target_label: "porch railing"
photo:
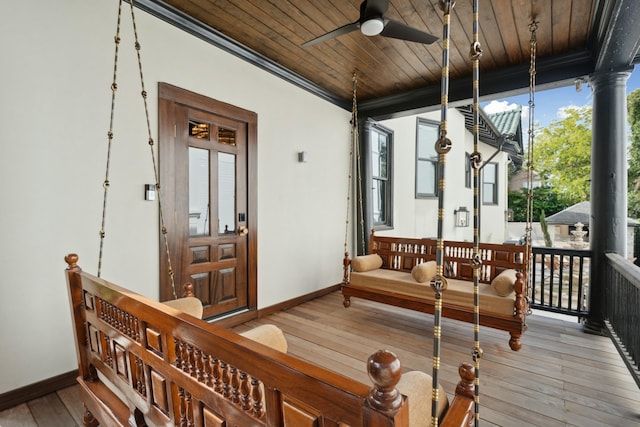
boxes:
[529,246,591,318]
[604,253,640,388]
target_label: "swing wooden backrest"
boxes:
[65,254,476,426]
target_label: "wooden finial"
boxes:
[366,349,403,412]
[182,282,195,298]
[65,253,79,270]
[455,362,475,399]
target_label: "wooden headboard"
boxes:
[368,232,528,283]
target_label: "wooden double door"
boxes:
[159,83,257,319]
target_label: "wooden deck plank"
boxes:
[0,403,37,427]
[5,290,640,426]
[27,393,78,427]
[56,385,85,426]
[243,291,640,426]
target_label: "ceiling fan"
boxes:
[302,0,438,47]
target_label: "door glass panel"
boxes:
[218,127,236,146]
[189,147,210,237]
[218,152,236,234]
[189,119,210,140]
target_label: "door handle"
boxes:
[237,226,248,236]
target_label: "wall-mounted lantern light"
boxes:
[506,208,514,222]
[454,206,469,227]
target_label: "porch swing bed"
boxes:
[342,231,530,351]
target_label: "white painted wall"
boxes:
[0,1,350,393]
[376,111,510,243]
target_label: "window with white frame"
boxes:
[416,118,439,198]
[483,162,498,205]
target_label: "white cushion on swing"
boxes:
[411,261,437,283]
[351,254,383,272]
[491,269,518,297]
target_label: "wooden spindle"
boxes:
[251,377,264,418]
[213,359,223,393]
[240,372,252,411]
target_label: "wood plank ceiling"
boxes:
[141,0,639,116]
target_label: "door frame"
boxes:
[158,82,257,318]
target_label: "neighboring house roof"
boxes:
[489,107,522,140]
[488,107,524,163]
[546,201,639,226]
[456,105,524,166]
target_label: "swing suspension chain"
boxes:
[344,74,355,254]
[470,0,483,424]
[98,0,124,278]
[469,0,482,427]
[128,0,177,299]
[430,2,454,426]
[98,0,178,299]
[344,73,366,256]
[355,113,365,255]
[525,19,538,314]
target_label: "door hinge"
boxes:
[174,124,177,138]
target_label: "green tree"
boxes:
[535,105,592,205]
[508,185,568,222]
[627,89,640,218]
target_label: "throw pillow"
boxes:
[351,254,383,272]
[411,261,437,283]
[491,269,518,296]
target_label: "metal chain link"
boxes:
[344,73,365,257]
[470,1,483,424]
[98,0,178,299]
[430,2,455,425]
[525,20,538,316]
[98,0,124,278]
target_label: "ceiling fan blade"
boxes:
[302,22,360,47]
[381,19,439,44]
[361,0,389,20]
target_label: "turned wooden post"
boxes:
[66,254,99,427]
[510,271,527,351]
[440,363,475,427]
[343,252,351,285]
[455,363,475,399]
[65,253,91,380]
[342,252,352,308]
[366,349,403,412]
[182,282,195,297]
[364,349,409,426]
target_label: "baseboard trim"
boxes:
[258,283,342,318]
[212,284,342,328]
[0,369,78,411]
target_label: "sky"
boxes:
[482,66,640,136]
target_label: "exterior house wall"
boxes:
[0,1,350,394]
[375,111,511,243]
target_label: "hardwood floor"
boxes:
[2,291,639,426]
[0,383,84,427]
